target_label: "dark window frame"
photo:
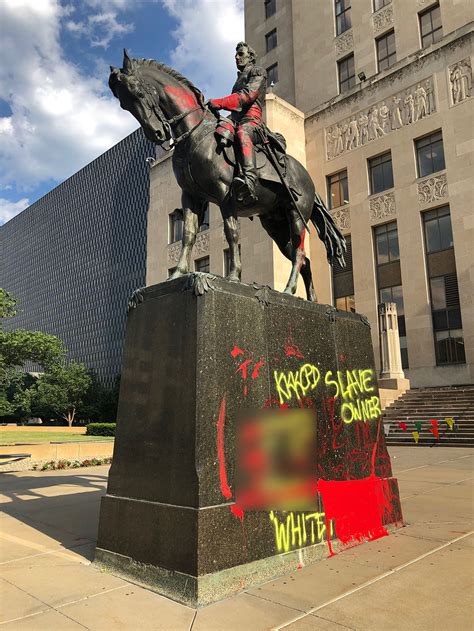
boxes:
[198,205,210,232]
[422,205,453,254]
[335,0,352,36]
[267,62,279,85]
[376,30,396,72]
[373,0,391,11]
[419,3,442,48]
[368,151,394,195]
[338,54,355,93]
[265,28,278,53]
[415,130,446,178]
[327,169,349,209]
[264,0,276,19]
[195,256,210,273]
[374,221,400,266]
[168,210,183,244]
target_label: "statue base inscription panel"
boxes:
[95,275,402,607]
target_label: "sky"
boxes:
[0,0,244,225]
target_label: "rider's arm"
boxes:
[209,67,266,113]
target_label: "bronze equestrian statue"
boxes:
[109,45,345,301]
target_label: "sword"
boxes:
[256,127,311,234]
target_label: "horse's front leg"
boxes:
[284,209,306,295]
[222,203,241,282]
[170,194,199,278]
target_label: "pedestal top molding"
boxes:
[325,76,436,160]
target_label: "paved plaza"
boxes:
[0,447,473,630]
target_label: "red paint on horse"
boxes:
[164,85,197,111]
[216,395,232,500]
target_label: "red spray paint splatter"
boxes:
[231,345,245,358]
[251,361,265,379]
[237,359,253,379]
[216,395,232,500]
[398,422,408,431]
[231,504,245,523]
[284,336,304,358]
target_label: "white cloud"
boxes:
[0,197,30,224]
[0,0,137,198]
[162,0,244,99]
[65,11,134,49]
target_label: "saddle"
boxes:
[215,118,288,185]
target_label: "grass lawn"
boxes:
[0,430,114,445]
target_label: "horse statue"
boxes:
[109,50,345,301]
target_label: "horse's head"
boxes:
[109,50,171,145]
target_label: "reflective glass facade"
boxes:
[0,129,154,387]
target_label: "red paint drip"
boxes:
[251,361,265,379]
[231,504,245,524]
[216,395,232,499]
[231,345,245,358]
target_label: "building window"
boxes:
[333,235,355,312]
[422,207,464,365]
[265,29,277,52]
[423,206,453,253]
[327,170,349,209]
[374,0,391,11]
[199,205,210,232]
[267,63,278,85]
[195,257,210,273]
[338,54,355,93]
[415,130,446,178]
[336,295,356,312]
[419,4,442,48]
[368,151,394,194]
[169,210,183,244]
[374,222,399,265]
[224,246,241,277]
[376,30,396,72]
[265,0,276,19]
[335,0,351,36]
[380,285,409,369]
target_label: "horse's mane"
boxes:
[134,58,205,105]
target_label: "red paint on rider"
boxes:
[216,395,232,500]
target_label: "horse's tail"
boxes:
[310,191,347,268]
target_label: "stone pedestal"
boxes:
[95,275,402,607]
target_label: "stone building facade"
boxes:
[148,0,473,387]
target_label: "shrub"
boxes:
[86,422,116,436]
[34,456,112,471]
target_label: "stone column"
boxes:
[378,302,410,408]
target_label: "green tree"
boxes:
[0,288,66,418]
[32,363,92,426]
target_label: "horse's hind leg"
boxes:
[221,198,242,281]
[170,192,199,278]
[259,214,317,302]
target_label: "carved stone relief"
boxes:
[448,58,472,106]
[417,173,448,205]
[369,192,395,220]
[195,231,210,255]
[335,30,354,56]
[167,242,181,264]
[325,77,436,160]
[372,4,393,34]
[330,207,351,232]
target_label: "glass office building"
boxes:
[0,129,154,387]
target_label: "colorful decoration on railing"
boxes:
[394,418,455,443]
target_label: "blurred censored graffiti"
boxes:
[215,337,402,558]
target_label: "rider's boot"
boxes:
[233,156,258,204]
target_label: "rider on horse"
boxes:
[207,42,266,204]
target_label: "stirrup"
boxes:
[233,176,257,204]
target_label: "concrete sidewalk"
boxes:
[0,447,472,630]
